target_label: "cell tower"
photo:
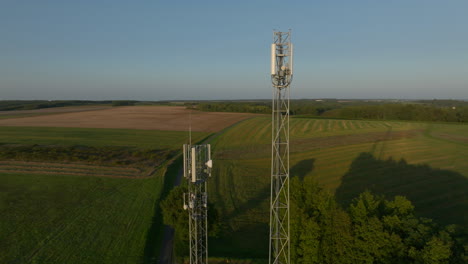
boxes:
[269,30,293,264]
[183,143,213,264]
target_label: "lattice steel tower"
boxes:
[269,30,293,264]
[183,144,212,264]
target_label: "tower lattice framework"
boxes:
[269,30,293,264]
[183,144,212,264]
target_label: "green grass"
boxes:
[0,126,208,263]
[0,126,209,149]
[1,119,467,261]
[208,117,468,258]
[0,171,164,264]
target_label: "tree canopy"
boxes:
[290,177,467,264]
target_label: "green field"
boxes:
[0,126,208,149]
[0,126,209,264]
[208,117,468,259]
[1,171,164,263]
[1,118,467,262]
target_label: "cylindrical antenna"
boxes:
[191,147,196,183]
[271,44,276,75]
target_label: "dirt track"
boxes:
[0,106,258,132]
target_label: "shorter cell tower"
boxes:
[183,143,212,264]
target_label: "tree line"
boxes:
[195,100,468,123]
[0,100,113,111]
[323,104,468,122]
[290,177,466,264]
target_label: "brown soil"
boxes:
[0,106,258,132]
[433,133,468,143]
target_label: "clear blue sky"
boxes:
[1,0,467,100]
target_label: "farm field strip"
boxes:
[0,106,257,132]
[0,160,141,171]
[217,129,425,161]
[298,140,467,178]
[0,169,142,178]
[0,161,149,178]
[1,169,166,264]
[217,117,428,150]
[0,126,209,149]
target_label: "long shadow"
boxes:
[212,184,270,259]
[335,152,468,227]
[224,158,315,221]
[290,158,315,181]
[210,159,316,259]
[210,222,269,259]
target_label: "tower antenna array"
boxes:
[269,30,293,264]
[183,143,213,264]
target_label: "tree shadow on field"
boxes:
[335,152,468,227]
[225,158,315,221]
[210,222,269,259]
[290,159,315,181]
[212,159,315,259]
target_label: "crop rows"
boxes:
[0,126,209,149]
[214,117,426,151]
[0,161,146,178]
[0,170,165,264]
[208,117,468,257]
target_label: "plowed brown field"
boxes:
[0,106,258,132]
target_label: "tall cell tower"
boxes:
[269,30,293,264]
[183,144,212,264]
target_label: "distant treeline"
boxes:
[196,100,344,115]
[323,104,468,122]
[196,100,468,122]
[0,100,113,111]
[197,101,271,114]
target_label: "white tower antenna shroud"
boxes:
[269,30,293,264]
